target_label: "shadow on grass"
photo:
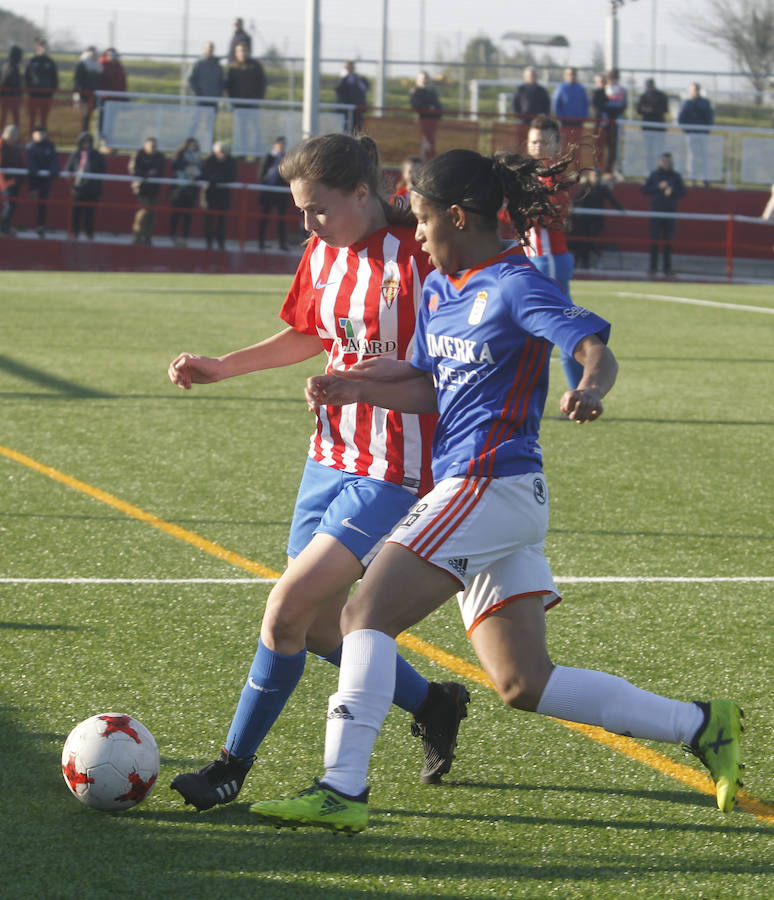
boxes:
[0,620,85,631]
[0,354,113,398]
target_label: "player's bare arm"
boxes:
[560,335,618,422]
[306,368,437,414]
[169,328,324,389]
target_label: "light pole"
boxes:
[605,0,635,72]
[302,0,321,138]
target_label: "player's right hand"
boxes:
[305,374,361,411]
[168,353,222,389]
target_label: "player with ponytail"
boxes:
[167,134,469,811]
[250,146,743,832]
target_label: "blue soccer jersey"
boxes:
[411,246,611,482]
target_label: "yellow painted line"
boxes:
[3,443,772,825]
[0,445,281,581]
[397,632,773,825]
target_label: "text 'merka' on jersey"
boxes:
[412,246,610,483]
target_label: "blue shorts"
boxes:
[287,458,417,567]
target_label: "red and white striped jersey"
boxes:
[280,226,436,495]
[523,222,569,257]
[523,177,570,257]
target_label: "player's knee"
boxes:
[261,585,310,647]
[496,665,553,712]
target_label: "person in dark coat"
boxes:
[0,46,23,132]
[65,131,106,239]
[410,71,443,161]
[24,38,58,135]
[512,66,550,123]
[636,78,669,173]
[226,43,266,157]
[97,48,128,140]
[0,123,24,234]
[335,61,368,133]
[257,136,288,250]
[201,140,237,249]
[228,18,252,63]
[569,168,624,268]
[189,41,224,102]
[26,125,59,236]
[642,152,686,276]
[73,46,101,132]
[128,136,166,245]
[169,137,203,246]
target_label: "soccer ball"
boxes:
[61,713,160,811]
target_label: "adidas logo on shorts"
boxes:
[448,557,469,576]
[328,704,355,720]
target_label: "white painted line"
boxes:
[1,576,772,585]
[555,576,774,583]
[0,577,277,584]
[614,291,774,314]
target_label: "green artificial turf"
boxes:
[1,272,772,898]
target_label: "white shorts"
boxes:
[387,473,561,635]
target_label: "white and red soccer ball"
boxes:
[61,713,159,811]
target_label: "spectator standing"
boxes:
[569,168,623,268]
[226,43,266,157]
[169,137,203,247]
[590,73,607,120]
[678,83,714,186]
[98,48,128,141]
[0,46,23,132]
[73,46,101,132]
[409,70,443,161]
[0,124,24,235]
[24,38,58,136]
[552,67,589,124]
[99,48,127,94]
[512,66,550,123]
[602,68,627,177]
[189,42,224,100]
[642,151,686,277]
[228,18,253,63]
[336,61,369,134]
[201,140,237,250]
[65,131,105,239]
[258,136,289,251]
[635,78,668,172]
[26,125,59,237]
[336,60,368,134]
[128,136,165,245]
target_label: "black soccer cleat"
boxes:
[411,681,470,784]
[170,748,254,811]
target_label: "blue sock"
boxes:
[561,353,584,390]
[225,639,306,758]
[322,645,429,714]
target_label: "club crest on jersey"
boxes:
[428,293,439,312]
[468,291,487,325]
[381,260,401,308]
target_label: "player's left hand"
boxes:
[559,388,604,422]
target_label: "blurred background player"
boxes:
[522,114,582,390]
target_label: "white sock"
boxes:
[536,665,704,744]
[323,629,396,797]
